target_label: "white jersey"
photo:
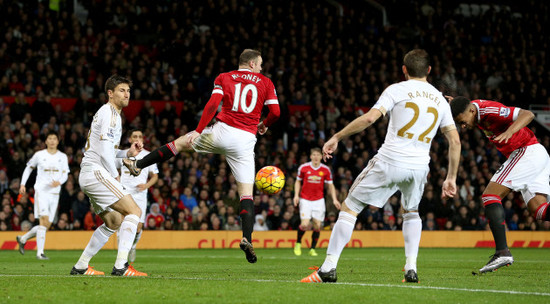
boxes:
[21,149,69,194]
[373,79,455,169]
[116,149,159,202]
[81,103,123,177]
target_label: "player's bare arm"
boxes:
[441,127,461,198]
[323,108,383,160]
[329,183,341,210]
[293,178,301,206]
[19,185,26,194]
[494,109,535,144]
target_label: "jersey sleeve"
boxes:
[150,163,159,174]
[21,152,38,185]
[59,153,70,184]
[324,167,333,183]
[296,165,304,181]
[477,100,516,123]
[439,101,456,130]
[98,107,118,144]
[264,80,278,106]
[372,85,396,116]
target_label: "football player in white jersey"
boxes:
[70,75,146,276]
[116,129,158,263]
[16,131,69,260]
[301,49,461,284]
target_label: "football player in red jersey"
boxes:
[124,49,280,263]
[293,148,340,257]
[451,96,550,273]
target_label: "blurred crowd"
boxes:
[1,0,550,233]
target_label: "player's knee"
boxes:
[132,206,142,219]
[340,201,358,216]
[105,217,122,230]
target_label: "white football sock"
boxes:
[131,230,142,250]
[320,210,356,272]
[75,224,115,269]
[115,214,139,269]
[36,225,47,256]
[402,212,422,272]
[21,225,39,243]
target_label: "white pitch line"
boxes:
[0,274,549,297]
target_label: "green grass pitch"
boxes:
[1,248,549,303]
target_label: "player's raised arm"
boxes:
[323,108,383,160]
[494,109,535,144]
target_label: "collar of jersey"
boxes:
[238,68,253,72]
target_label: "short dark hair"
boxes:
[239,49,261,66]
[104,75,132,94]
[403,49,430,78]
[45,130,59,140]
[450,96,471,119]
[310,147,322,154]
[128,129,142,137]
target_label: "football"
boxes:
[255,166,285,194]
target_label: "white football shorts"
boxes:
[192,121,257,184]
[491,143,550,203]
[79,165,129,215]
[345,156,429,213]
[299,198,326,222]
[34,189,60,223]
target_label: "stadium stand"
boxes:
[1,0,549,233]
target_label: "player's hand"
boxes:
[445,95,454,103]
[333,199,341,210]
[257,121,268,135]
[128,141,143,157]
[50,181,61,187]
[186,130,200,146]
[441,179,457,199]
[137,184,147,191]
[293,196,300,207]
[493,130,514,144]
[322,137,339,161]
[115,175,121,182]
[19,185,26,195]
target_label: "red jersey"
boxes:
[297,162,333,201]
[213,69,278,134]
[473,100,538,158]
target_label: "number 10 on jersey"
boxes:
[232,83,258,113]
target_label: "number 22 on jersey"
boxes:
[397,102,439,144]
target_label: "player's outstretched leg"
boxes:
[123,141,178,176]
